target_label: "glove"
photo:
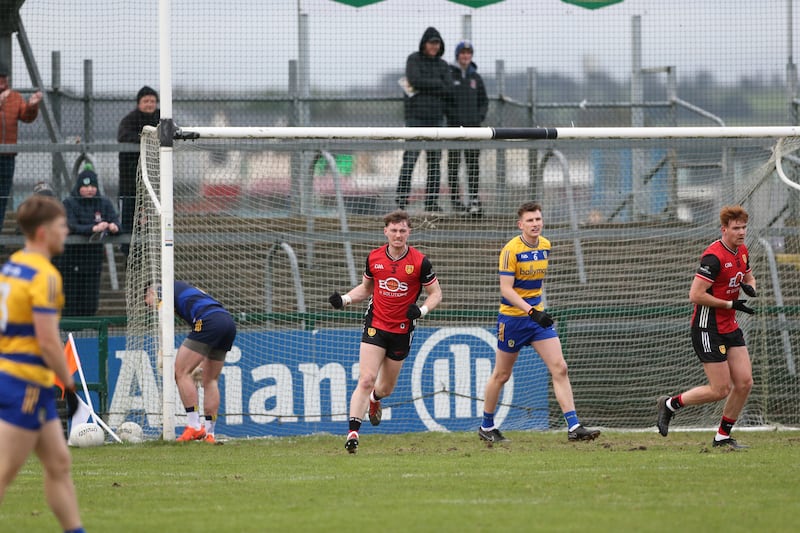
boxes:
[732,299,755,315]
[740,283,757,298]
[406,304,422,320]
[65,387,80,418]
[328,292,344,310]
[528,307,554,327]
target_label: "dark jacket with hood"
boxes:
[446,60,488,127]
[404,27,451,122]
[61,171,122,268]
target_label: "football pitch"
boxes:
[3,430,799,532]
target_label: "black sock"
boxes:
[349,417,362,432]
[718,416,736,437]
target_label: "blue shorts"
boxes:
[0,373,59,430]
[187,310,237,352]
[496,314,558,353]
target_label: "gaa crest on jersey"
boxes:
[508,339,515,348]
[719,345,727,355]
[367,327,377,337]
[405,265,414,275]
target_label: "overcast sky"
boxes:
[9,0,798,94]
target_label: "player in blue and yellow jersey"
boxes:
[479,202,600,444]
[0,195,85,533]
[146,281,236,444]
[657,205,756,449]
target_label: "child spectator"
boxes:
[56,169,120,316]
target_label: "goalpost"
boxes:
[115,124,800,440]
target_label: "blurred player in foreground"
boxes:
[328,210,442,453]
[657,205,756,449]
[0,195,85,533]
[479,202,600,444]
[146,281,236,444]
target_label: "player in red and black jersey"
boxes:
[657,205,757,449]
[329,210,442,453]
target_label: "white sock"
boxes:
[714,432,729,441]
[369,390,378,403]
[186,410,201,429]
[205,418,216,435]
[568,423,581,432]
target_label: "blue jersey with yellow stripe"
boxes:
[0,250,64,387]
[498,235,551,317]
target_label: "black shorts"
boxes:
[186,310,237,361]
[361,326,413,361]
[691,327,746,363]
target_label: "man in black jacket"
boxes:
[446,41,488,216]
[396,27,450,213]
[117,86,159,245]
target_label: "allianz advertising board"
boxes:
[76,327,549,436]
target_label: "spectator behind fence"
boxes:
[56,169,120,317]
[396,27,451,213]
[0,63,42,232]
[32,181,56,197]
[117,85,159,246]
[446,41,488,217]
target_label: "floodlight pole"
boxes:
[158,0,177,441]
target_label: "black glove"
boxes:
[328,292,344,310]
[406,304,422,320]
[740,283,757,298]
[65,387,80,418]
[732,299,755,315]
[528,308,554,327]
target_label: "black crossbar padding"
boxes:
[491,127,558,140]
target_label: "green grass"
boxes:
[3,430,800,532]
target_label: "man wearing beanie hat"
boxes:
[446,41,488,217]
[0,63,43,231]
[55,169,121,316]
[117,85,160,250]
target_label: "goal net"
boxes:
[116,126,800,440]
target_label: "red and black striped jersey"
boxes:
[691,239,751,334]
[363,245,436,333]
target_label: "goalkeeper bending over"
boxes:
[146,281,236,444]
[329,210,442,454]
[479,202,600,444]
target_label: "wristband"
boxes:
[342,294,352,306]
[419,305,429,317]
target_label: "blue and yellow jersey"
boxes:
[498,235,551,317]
[0,250,64,387]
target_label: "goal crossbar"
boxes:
[175,125,800,141]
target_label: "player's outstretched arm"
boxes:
[328,277,374,309]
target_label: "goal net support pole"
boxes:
[158,0,177,441]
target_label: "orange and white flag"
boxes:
[54,339,79,397]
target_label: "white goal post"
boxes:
[117,124,800,440]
